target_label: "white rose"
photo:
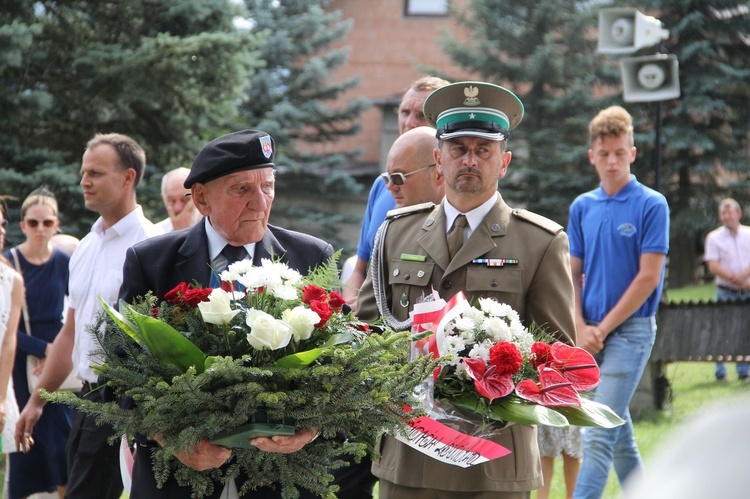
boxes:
[282,306,321,341]
[198,289,240,325]
[245,308,293,350]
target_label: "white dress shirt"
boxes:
[68,206,159,382]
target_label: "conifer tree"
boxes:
[236,0,369,248]
[0,0,263,236]
[443,0,750,285]
[238,0,368,186]
[441,0,619,225]
[634,0,750,285]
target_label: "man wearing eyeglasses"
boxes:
[343,76,450,313]
[381,126,444,209]
[356,82,576,499]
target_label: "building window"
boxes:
[405,0,448,17]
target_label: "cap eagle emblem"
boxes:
[463,85,480,106]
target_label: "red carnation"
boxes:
[309,300,332,328]
[489,341,523,376]
[302,285,326,304]
[327,291,346,312]
[531,342,552,369]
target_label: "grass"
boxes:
[537,362,750,499]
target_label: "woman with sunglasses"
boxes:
[3,187,72,499]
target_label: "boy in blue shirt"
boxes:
[567,106,669,499]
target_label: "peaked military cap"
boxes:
[423,81,524,141]
[184,130,275,188]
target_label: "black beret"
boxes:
[184,130,275,188]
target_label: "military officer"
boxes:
[356,81,576,499]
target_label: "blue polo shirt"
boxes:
[357,178,396,262]
[567,175,669,322]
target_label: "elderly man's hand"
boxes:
[171,440,232,471]
[249,427,319,454]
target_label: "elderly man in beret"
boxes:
[119,130,332,498]
[357,82,576,498]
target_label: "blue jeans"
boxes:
[715,286,750,379]
[573,317,656,499]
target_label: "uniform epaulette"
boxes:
[512,209,563,234]
[385,202,437,220]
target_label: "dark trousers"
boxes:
[131,441,320,499]
[65,386,123,499]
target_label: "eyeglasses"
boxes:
[381,164,436,186]
[24,219,56,228]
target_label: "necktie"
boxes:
[447,215,468,259]
[221,244,248,268]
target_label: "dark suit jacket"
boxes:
[119,219,333,303]
[357,196,576,493]
[118,218,333,499]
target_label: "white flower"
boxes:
[270,284,298,301]
[468,339,493,361]
[452,316,476,332]
[443,336,467,366]
[478,298,518,321]
[482,316,512,342]
[260,259,303,286]
[282,306,320,341]
[197,289,240,325]
[463,307,485,324]
[513,330,535,358]
[220,260,255,282]
[245,308,293,350]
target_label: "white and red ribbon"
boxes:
[395,409,511,467]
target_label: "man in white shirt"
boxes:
[15,133,160,499]
[155,167,201,233]
[704,198,750,381]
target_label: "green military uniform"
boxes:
[357,196,576,493]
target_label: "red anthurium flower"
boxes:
[309,300,332,328]
[328,291,346,312]
[463,357,515,402]
[489,341,523,376]
[548,342,600,391]
[302,284,327,304]
[530,342,552,369]
[516,367,581,407]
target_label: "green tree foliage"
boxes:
[634,0,750,285]
[443,0,750,285]
[238,0,368,242]
[0,0,263,238]
[239,0,368,176]
[441,0,621,225]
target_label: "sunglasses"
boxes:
[24,218,56,228]
[380,163,436,186]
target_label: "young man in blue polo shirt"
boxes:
[567,106,670,499]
